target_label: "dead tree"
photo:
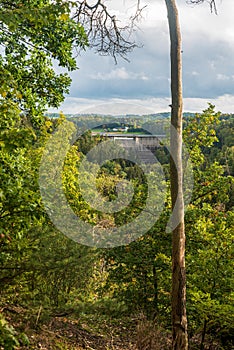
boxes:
[165,1,188,348]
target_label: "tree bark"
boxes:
[164,1,188,349]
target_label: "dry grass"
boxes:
[135,315,172,350]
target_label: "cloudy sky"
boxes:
[50,0,234,115]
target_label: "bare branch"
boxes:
[73,1,146,62]
[187,0,217,14]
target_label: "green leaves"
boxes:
[0,0,88,120]
[183,104,221,166]
[0,314,20,350]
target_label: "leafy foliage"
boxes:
[0,313,19,350]
[0,0,88,122]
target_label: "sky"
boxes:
[49,0,234,115]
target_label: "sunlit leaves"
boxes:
[0,0,88,120]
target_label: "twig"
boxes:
[35,305,42,327]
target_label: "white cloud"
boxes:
[90,67,149,81]
[217,74,230,81]
[49,97,169,116]
[181,95,234,113]
[48,94,234,116]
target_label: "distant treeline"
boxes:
[45,111,234,122]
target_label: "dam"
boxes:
[92,133,167,163]
[92,133,166,151]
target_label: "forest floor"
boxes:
[1,303,139,350]
[1,303,224,350]
[19,317,136,350]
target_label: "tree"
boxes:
[163,1,188,348]
[0,112,95,312]
[0,0,88,123]
[183,106,234,349]
[72,1,218,349]
[164,2,218,348]
[0,0,90,302]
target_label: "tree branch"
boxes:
[187,0,217,14]
[73,0,145,62]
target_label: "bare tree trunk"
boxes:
[164,1,188,349]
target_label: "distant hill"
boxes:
[45,112,234,121]
[45,112,196,119]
